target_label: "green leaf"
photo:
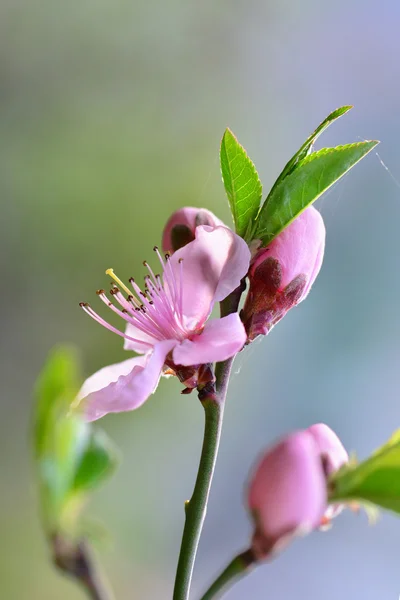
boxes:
[33,345,119,533]
[220,128,262,238]
[34,345,80,458]
[73,428,119,493]
[272,106,353,188]
[329,430,400,515]
[254,140,379,245]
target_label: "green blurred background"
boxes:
[2,0,400,598]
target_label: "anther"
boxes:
[96,289,105,295]
[178,258,183,264]
[165,252,170,260]
[79,302,89,307]
[153,246,158,252]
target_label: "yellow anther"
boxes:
[106,268,132,297]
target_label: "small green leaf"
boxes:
[33,346,119,533]
[73,428,120,493]
[329,430,400,515]
[220,128,262,238]
[254,140,378,245]
[272,106,353,188]
[34,345,80,458]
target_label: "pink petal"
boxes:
[77,339,177,421]
[162,207,225,253]
[306,423,349,523]
[123,323,158,353]
[307,423,349,475]
[172,313,246,366]
[169,225,250,327]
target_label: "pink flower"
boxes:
[242,207,325,340]
[162,207,225,253]
[77,225,250,421]
[247,424,348,559]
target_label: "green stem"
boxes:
[173,358,233,600]
[199,549,256,600]
[173,283,245,600]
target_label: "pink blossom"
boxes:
[242,206,325,340]
[247,424,348,559]
[77,225,250,421]
[162,207,225,253]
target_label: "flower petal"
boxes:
[169,225,250,327]
[77,339,177,421]
[123,323,158,354]
[172,313,246,366]
[306,423,349,475]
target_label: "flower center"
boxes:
[80,247,189,348]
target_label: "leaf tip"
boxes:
[222,127,236,142]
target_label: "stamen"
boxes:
[79,302,152,349]
[82,245,190,346]
[144,261,160,289]
[106,268,132,296]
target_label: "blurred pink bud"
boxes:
[241,206,325,341]
[248,431,327,559]
[162,207,225,253]
[247,424,348,559]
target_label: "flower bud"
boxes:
[248,431,327,559]
[241,206,325,341]
[162,207,225,253]
[247,424,348,560]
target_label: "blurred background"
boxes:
[1,0,400,598]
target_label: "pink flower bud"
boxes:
[247,431,327,559]
[162,207,225,253]
[242,207,325,340]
